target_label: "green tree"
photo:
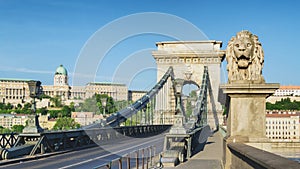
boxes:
[0,126,12,134]
[11,125,25,133]
[53,117,80,130]
[5,103,13,110]
[79,96,99,113]
[189,90,197,98]
[37,107,48,115]
[61,105,72,117]
[48,110,60,119]
[69,102,75,112]
[17,103,22,109]
[50,96,63,107]
[186,99,193,118]
[95,94,117,114]
[266,97,300,110]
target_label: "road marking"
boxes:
[58,136,162,169]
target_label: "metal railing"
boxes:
[94,146,157,169]
[0,125,171,160]
[0,133,18,148]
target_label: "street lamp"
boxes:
[169,78,187,134]
[101,97,107,117]
[23,80,44,133]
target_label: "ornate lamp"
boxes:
[23,80,44,133]
[174,79,185,114]
[101,97,107,117]
[169,79,187,134]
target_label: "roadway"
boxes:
[0,133,165,169]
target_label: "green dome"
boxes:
[55,65,68,75]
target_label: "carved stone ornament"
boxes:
[226,30,265,84]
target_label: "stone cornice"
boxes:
[220,83,280,96]
[152,50,225,57]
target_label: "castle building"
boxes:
[0,65,128,107]
[0,78,33,105]
[43,65,70,101]
[128,90,147,102]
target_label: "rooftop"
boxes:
[87,82,126,86]
[278,86,300,90]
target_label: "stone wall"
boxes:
[227,142,300,169]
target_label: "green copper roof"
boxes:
[55,65,68,75]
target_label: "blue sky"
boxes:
[0,0,299,90]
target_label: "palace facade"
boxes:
[0,65,128,107]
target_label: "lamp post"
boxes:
[169,78,187,134]
[101,97,107,117]
[23,80,44,133]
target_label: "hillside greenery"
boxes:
[266,98,300,110]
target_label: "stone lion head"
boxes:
[226,30,264,83]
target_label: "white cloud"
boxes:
[0,66,53,74]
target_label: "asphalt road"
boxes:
[0,133,165,169]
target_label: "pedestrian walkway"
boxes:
[173,131,224,169]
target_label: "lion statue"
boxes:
[226,30,265,84]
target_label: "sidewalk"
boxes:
[173,131,224,169]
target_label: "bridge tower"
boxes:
[152,41,225,128]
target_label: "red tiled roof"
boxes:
[266,114,299,117]
[279,86,300,90]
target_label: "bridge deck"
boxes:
[171,131,224,169]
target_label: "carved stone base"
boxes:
[169,115,187,134]
[23,115,44,133]
[220,83,279,143]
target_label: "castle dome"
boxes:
[55,65,68,75]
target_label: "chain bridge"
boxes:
[0,36,299,169]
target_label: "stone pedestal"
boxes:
[221,83,279,169]
[169,115,187,134]
[220,83,279,142]
[23,115,44,133]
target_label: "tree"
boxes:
[11,125,25,133]
[50,96,63,107]
[69,102,75,112]
[61,105,72,117]
[0,126,12,134]
[79,96,99,113]
[53,117,80,130]
[189,90,197,98]
[266,97,300,110]
[37,107,48,115]
[95,94,116,114]
[186,99,193,118]
[17,103,22,109]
